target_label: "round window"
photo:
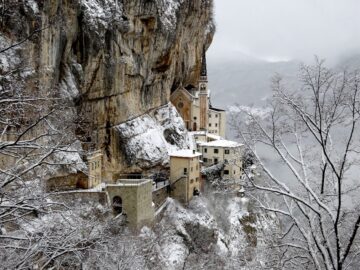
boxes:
[178,102,184,109]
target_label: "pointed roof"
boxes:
[170,86,195,101]
[200,47,207,77]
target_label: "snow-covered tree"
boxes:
[231,58,360,270]
[0,30,95,268]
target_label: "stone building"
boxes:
[169,149,202,204]
[105,179,155,228]
[88,150,104,188]
[170,50,226,137]
[198,139,244,180]
[208,107,226,137]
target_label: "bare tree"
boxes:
[0,16,95,267]
[231,58,360,270]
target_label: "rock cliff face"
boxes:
[1,0,214,174]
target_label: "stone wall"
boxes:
[152,184,169,210]
[171,176,188,204]
[49,191,108,207]
[45,172,88,192]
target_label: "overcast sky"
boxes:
[208,0,360,63]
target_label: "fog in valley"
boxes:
[208,0,360,109]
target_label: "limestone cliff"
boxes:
[0,0,214,176]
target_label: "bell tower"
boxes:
[199,48,209,130]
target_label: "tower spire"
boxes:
[200,47,207,77]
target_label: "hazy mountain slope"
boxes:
[208,54,360,109]
[207,55,300,108]
[335,54,360,70]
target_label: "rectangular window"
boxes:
[214,158,218,164]
[215,114,218,118]
[234,171,236,174]
[196,164,199,170]
[209,114,211,118]
[215,123,218,127]
[214,149,219,154]
[224,170,229,175]
[190,179,194,183]
[184,168,187,174]
[196,177,199,182]
[225,149,230,154]
[203,158,208,162]
[209,123,212,127]
[191,167,193,172]
[204,148,207,153]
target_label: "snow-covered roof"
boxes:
[189,131,207,136]
[170,149,202,158]
[199,139,243,148]
[206,133,223,141]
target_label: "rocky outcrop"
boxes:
[115,103,191,173]
[0,0,214,174]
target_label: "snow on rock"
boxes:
[115,103,191,169]
[225,197,249,257]
[59,66,80,99]
[0,36,21,73]
[40,141,87,180]
[156,197,217,269]
[25,0,39,14]
[80,0,122,32]
[149,193,280,269]
[158,0,182,31]
[154,196,248,269]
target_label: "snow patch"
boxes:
[25,0,39,13]
[158,0,182,31]
[0,36,21,72]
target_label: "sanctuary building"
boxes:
[170,50,226,137]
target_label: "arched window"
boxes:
[112,196,122,214]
